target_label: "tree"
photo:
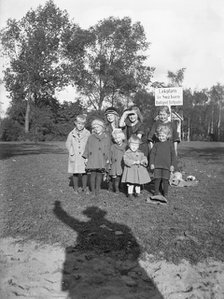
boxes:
[62,16,154,110]
[167,68,186,87]
[209,84,224,141]
[0,0,71,135]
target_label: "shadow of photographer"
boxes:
[53,201,163,299]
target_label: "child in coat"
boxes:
[65,114,90,194]
[109,129,126,194]
[121,135,151,200]
[83,118,111,196]
[147,105,180,156]
[149,125,176,201]
[119,105,148,157]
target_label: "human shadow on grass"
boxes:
[0,142,65,160]
[53,201,163,299]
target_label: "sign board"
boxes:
[155,87,183,106]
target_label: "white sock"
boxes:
[135,185,141,194]
[128,184,134,194]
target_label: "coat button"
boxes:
[99,147,101,150]
[115,159,117,162]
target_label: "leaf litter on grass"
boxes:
[0,141,224,298]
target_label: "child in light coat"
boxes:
[65,115,90,194]
[83,119,111,197]
[121,135,151,200]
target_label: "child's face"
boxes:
[158,132,168,142]
[114,136,123,145]
[93,124,104,135]
[129,142,139,152]
[106,113,115,123]
[128,112,138,123]
[158,111,169,123]
[75,120,85,131]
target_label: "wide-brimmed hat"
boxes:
[104,107,119,116]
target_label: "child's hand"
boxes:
[151,164,155,170]
[170,165,174,172]
[84,158,88,165]
[141,161,147,167]
[134,160,140,165]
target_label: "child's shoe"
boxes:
[127,194,134,201]
[84,187,90,195]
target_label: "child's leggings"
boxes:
[73,173,87,191]
[154,178,169,196]
[90,171,103,194]
[112,176,121,192]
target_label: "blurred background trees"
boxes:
[0,0,224,141]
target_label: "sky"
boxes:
[0,0,224,115]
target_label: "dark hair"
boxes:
[129,105,143,123]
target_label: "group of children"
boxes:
[65,105,180,201]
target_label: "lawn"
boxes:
[0,141,224,298]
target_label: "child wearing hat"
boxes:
[121,135,151,200]
[109,129,126,193]
[119,105,148,157]
[83,118,111,197]
[104,106,120,191]
[65,114,90,194]
[104,106,120,136]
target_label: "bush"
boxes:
[0,118,24,141]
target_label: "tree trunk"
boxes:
[25,99,30,134]
[217,101,222,141]
[187,117,191,141]
[210,105,214,134]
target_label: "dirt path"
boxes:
[1,237,224,299]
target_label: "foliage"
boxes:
[0,0,72,134]
[167,68,186,87]
[62,16,154,110]
[0,118,24,141]
[53,100,85,138]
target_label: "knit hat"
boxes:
[104,107,119,116]
[91,119,105,128]
[128,135,142,145]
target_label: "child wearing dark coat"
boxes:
[109,129,126,193]
[150,125,176,201]
[83,119,111,197]
[121,135,151,200]
[148,105,180,156]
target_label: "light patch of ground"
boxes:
[0,237,224,299]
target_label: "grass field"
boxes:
[0,141,224,298]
